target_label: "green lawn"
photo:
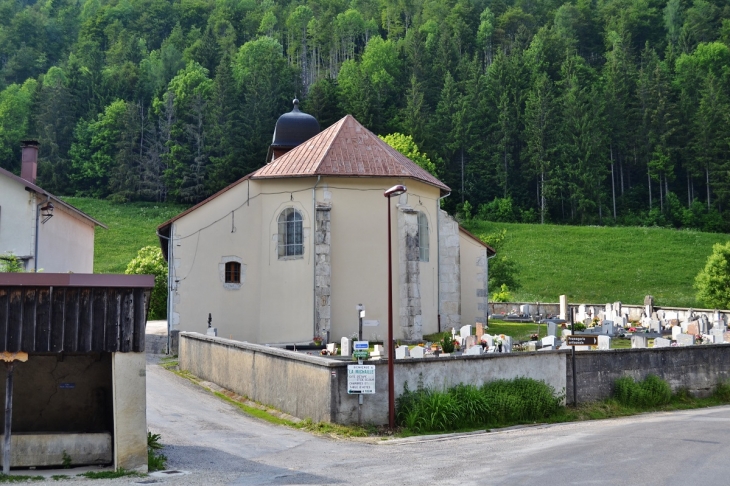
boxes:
[465,220,730,307]
[62,197,188,274]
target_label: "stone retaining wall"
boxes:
[566,344,730,404]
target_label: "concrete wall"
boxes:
[566,344,730,404]
[180,332,567,425]
[180,333,336,423]
[0,354,113,433]
[112,352,147,472]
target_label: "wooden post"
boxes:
[3,362,13,475]
[0,352,28,475]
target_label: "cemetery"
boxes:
[178,293,730,426]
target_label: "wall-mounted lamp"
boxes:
[40,202,54,224]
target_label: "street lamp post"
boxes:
[384,184,406,430]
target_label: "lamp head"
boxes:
[384,184,407,198]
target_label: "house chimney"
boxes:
[20,140,39,184]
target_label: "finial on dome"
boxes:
[292,99,300,111]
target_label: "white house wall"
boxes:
[0,176,35,264]
[37,204,95,273]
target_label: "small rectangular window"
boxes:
[225,261,241,283]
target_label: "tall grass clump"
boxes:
[396,378,562,433]
[613,374,671,408]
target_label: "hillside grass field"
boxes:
[63,197,187,274]
[61,197,728,308]
[464,220,730,308]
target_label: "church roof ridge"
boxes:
[252,115,450,194]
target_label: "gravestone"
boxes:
[602,321,615,336]
[653,337,671,348]
[562,328,572,339]
[547,322,558,337]
[465,335,478,350]
[712,321,727,332]
[668,319,679,327]
[465,346,483,356]
[503,336,512,353]
[372,345,385,357]
[482,335,494,347]
[460,325,472,340]
[340,337,351,356]
[649,320,661,333]
[520,304,530,315]
[541,335,558,347]
[206,327,218,337]
[598,335,610,350]
[577,304,586,322]
[676,334,695,346]
[631,335,648,349]
[711,328,725,344]
[410,346,424,359]
[476,323,484,342]
[613,302,622,318]
[686,322,700,336]
[672,326,682,340]
[395,345,410,359]
[526,341,537,352]
[327,343,338,355]
[700,315,710,334]
[665,311,678,321]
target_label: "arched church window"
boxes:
[278,208,303,258]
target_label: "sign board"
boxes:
[347,364,375,394]
[353,350,369,359]
[353,341,369,350]
[363,320,380,327]
[566,335,598,346]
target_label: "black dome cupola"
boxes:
[268,99,320,161]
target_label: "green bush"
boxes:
[125,246,167,319]
[0,253,24,273]
[440,332,455,353]
[613,374,671,408]
[396,378,562,433]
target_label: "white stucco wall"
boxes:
[460,231,488,327]
[37,204,95,273]
[0,176,35,265]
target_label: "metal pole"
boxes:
[387,196,395,430]
[571,307,577,407]
[3,362,14,474]
[358,305,363,342]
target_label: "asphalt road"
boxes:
[28,324,730,485]
[143,354,730,486]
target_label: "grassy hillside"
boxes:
[62,198,188,274]
[464,221,730,308]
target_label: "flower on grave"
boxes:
[529,333,539,341]
[629,327,636,332]
[312,336,323,345]
[494,335,503,345]
[694,334,702,343]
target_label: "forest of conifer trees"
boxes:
[1,0,729,230]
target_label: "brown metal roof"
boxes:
[252,115,450,194]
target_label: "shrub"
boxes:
[396,378,562,432]
[713,381,730,402]
[695,241,730,309]
[440,332,455,353]
[125,246,167,319]
[0,253,24,273]
[613,374,671,408]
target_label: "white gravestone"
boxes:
[327,343,338,355]
[340,337,351,356]
[410,346,425,359]
[672,326,682,340]
[371,345,385,357]
[395,345,410,359]
[503,336,512,353]
[676,334,695,346]
[653,337,671,348]
[520,304,530,315]
[597,335,610,350]
[481,335,494,347]
[459,325,472,340]
[541,335,558,347]
[602,321,615,335]
[631,335,648,349]
[465,346,483,356]
[711,328,725,344]
[547,322,558,337]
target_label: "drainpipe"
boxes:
[436,191,451,333]
[486,251,496,328]
[33,194,51,272]
[312,176,321,339]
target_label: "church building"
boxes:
[158,102,494,344]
